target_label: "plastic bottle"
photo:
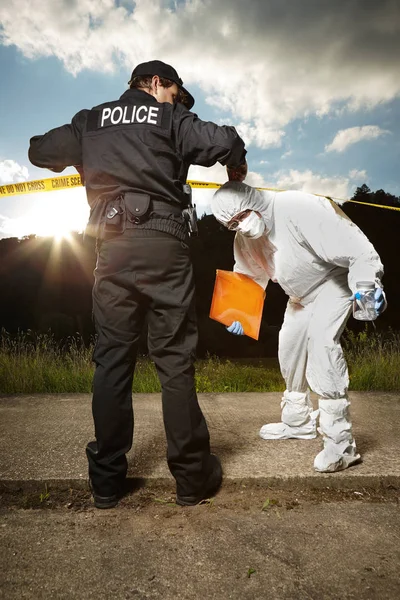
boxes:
[353,281,377,321]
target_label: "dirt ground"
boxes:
[0,479,399,510]
[1,483,399,600]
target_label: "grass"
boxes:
[0,330,94,394]
[344,328,400,392]
[0,328,399,394]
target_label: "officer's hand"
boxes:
[226,321,244,335]
[374,287,387,315]
[227,160,247,182]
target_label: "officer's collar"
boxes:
[119,88,158,103]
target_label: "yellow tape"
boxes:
[345,199,400,212]
[1,175,399,212]
[188,180,221,189]
[0,175,83,197]
[188,180,283,192]
[188,181,400,211]
[0,177,293,195]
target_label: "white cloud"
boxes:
[0,160,29,184]
[272,169,353,200]
[0,213,29,238]
[233,122,284,149]
[1,1,400,145]
[0,215,14,239]
[246,171,269,188]
[349,169,367,181]
[325,126,390,153]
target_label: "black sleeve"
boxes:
[173,105,246,168]
[28,109,89,172]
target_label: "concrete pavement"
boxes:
[1,392,400,600]
[1,391,399,491]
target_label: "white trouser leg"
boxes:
[279,300,311,393]
[306,276,360,472]
[260,300,317,440]
[306,276,352,399]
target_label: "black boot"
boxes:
[176,455,222,506]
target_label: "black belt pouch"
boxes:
[124,192,151,225]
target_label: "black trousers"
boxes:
[87,229,211,497]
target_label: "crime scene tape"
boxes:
[343,199,400,212]
[1,175,399,212]
[0,175,83,196]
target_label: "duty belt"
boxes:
[123,198,183,227]
[151,199,183,216]
[103,192,189,242]
[123,196,188,241]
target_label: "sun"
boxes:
[41,221,74,242]
[4,189,89,240]
[16,207,81,240]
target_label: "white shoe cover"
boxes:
[314,440,360,472]
[314,398,361,473]
[259,419,317,440]
[259,390,318,440]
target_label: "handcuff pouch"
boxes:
[124,192,151,224]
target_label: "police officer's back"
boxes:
[29,60,247,508]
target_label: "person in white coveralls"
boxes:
[210,181,387,473]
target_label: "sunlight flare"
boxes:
[1,189,89,239]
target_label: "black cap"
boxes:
[128,60,194,110]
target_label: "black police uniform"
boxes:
[29,87,246,502]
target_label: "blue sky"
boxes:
[1,0,399,237]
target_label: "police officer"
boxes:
[29,60,247,508]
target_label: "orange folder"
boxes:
[209,270,266,340]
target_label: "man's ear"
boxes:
[152,75,160,93]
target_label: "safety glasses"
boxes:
[227,210,252,230]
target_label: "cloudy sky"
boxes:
[1,0,399,238]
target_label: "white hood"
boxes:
[211,181,275,233]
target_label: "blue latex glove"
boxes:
[374,287,387,315]
[226,321,244,335]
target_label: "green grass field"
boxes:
[343,329,400,392]
[0,329,399,394]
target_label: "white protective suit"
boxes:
[211,182,385,472]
